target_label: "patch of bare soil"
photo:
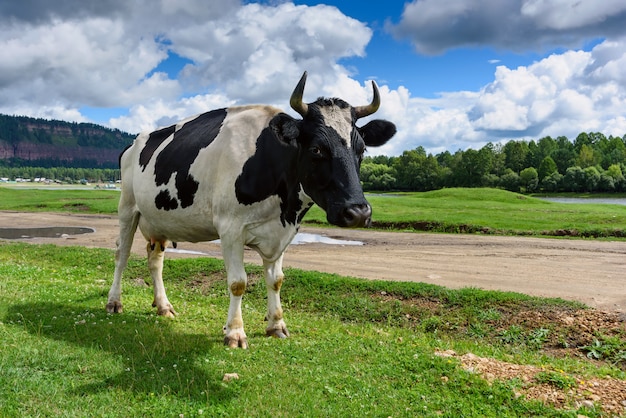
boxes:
[437,347,626,415]
[430,308,626,415]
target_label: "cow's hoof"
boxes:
[266,326,290,339]
[106,301,123,314]
[153,301,177,317]
[156,306,177,318]
[224,332,248,349]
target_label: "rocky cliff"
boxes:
[0,114,135,167]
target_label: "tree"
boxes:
[606,163,626,191]
[600,136,626,168]
[541,171,563,192]
[503,140,529,173]
[536,136,558,163]
[499,169,520,192]
[451,147,492,187]
[563,166,585,192]
[576,144,598,168]
[519,167,539,192]
[392,147,441,191]
[598,173,615,192]
[537,156,558,182]
[551,136,576,174]
[582,166,601,192]
[360,162,396,191]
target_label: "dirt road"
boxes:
[2,211,625,312]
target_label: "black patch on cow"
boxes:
[140,125,176,171]
[155,190,178,211]
[151,109,227,210]
[235,113,305,226]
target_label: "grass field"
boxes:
[1,243,622,417]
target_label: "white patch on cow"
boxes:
[319,106,353,148]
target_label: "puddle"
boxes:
[290,233,363,246]
[165,248,209,256]
[209,233,363,246]
[0,227,95,239]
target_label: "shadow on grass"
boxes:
[5,300,237,404]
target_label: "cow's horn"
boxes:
[354,81,380,119]
[290,71,309,117]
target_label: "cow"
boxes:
[106,71,396,348]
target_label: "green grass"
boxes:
[0,243,623,417]
[308,188,626,237]
[0,186,119,214]
[3,185,626,237]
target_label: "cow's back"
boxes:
[119,105,284,243]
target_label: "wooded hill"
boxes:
[0,114,135,168]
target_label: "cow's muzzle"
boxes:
[337,204,372,228]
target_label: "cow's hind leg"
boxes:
[264,255,289,339]
[147,240,177,317]
[106,211,140,314]
[221,240,248,349]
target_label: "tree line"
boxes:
[362,132,626,193]
[1,131,626,193]
[0,166,119,183]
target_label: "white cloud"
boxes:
[383,38,626,155]
[521,0,626,30]
[388,0,626,54]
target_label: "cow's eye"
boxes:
[310,146,323,157]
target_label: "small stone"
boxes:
[581,400,595,409]
[223,373,239,382]
[435,349,457,357]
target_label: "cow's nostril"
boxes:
[341,204,372,228]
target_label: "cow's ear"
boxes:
[269,113,300,146]
[235,113,300,205]
[357,120,396,147]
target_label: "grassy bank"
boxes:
[2,186,626,238]
[1,243,624,416]
[307,188,626,238]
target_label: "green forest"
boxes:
[362,132,626,193]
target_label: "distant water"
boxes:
[539,197,626,206]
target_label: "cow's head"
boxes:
[236,71,396,228]
[287,72,396,227]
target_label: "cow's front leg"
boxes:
[147,240,177,317]
[264,255,289,339]
[222,242,248,349]
[106,210,139,314]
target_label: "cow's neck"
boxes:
[278,183,313,227]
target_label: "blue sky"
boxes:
[1,0,625,155]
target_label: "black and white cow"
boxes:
[106,72,396,348]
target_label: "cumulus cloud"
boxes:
[388,0,626,54]
[382,38,626,155]
[0,0,371,130]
